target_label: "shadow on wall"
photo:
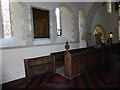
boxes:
[19,2,34,45]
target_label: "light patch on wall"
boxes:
[55,5,78,43]
[60,6,76,41]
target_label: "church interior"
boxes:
[0,0,120,89]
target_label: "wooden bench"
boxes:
[24,55,55,82]
[24,44,112,81]
[64,45,111,78]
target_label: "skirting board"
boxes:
[2,70,25,84]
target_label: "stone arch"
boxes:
[86,2,103,46]
[92,25,105,43]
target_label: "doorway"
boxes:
[92,25,105,46]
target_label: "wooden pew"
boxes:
[24,55,55,82]
[51,51,65,71]
[64,46,110,79]
[111,43,120,56]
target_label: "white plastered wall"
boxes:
[1,2,119,84]
[2,42,80,84]
[91,3,119,45]
[0,1,2,89]
[1,2,86,84]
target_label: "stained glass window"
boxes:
[1,0,11,37]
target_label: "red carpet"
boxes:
[2,59,120,89]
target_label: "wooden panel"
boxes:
[79,52,87,72]
[24,55,55,82]
[32,8,50,38]
[28,56,53,67]
[111,43,120,56]
[102,46,111,63]
[71,56,80,76]
[51,51,65,70]
[64,45,111,79]
[64,52,72,78]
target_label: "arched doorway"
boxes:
[92,25,105,46]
